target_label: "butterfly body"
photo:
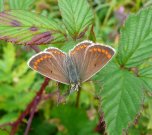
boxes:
[28,40,115,93]
[65,55,80,85]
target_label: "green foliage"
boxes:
[0,10,65,45]
[139,64,152,92]
[0,0,4,12]
[0,43,36,124]
[94,62,143,135]
[51,105,98,135]
[9,0,35,10]
[0,129,9,135]
[58,0,94,39]
[0,0,152,135]
[117,7,152,67]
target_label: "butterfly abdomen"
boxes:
[65,55,79,84]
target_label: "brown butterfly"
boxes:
[28,40,115,93]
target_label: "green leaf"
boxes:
[0,129,9,135]
[58,0,94,39]
[0,84,16,97]
[15,71,35,91]
[0,10,66,45]
[94,63,143,135]
[12,62,28,78]
[9,0,35,10]
[0,113,18,124]
[139,65,152,92]
[2,43,15,73]
[0,0,4,12]
[117,7,152,67]
[28,114,58,135]
[51,105,97,135]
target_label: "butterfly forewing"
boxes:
[28,52,70,84]
[45,47,68,76]
[80,44,115,82]
[69,40,93,76]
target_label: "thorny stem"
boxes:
[0,45,50,135]
[9,77,50,135]
[95,113,106,134]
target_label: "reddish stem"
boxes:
[9,77,50,135]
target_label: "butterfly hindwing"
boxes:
[28,51,70,84]
[69,40,93,76]
[80,44,115,82]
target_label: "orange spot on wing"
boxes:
[34,61,38,65]
[98,48,101,52]
[34,65,37,70]
[37,59,40,63]
[102,49,105,53]
[40,57,43,61]
[76,47,80,51]
[105,51,108,55]
[84,45,87,48]
[107,54,112,59]
[80,46,83,49]
[44,55,47,59]
[94,48,97,51]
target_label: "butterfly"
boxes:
[28,40,115,93]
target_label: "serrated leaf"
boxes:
[58,0,94,39]
[139,65,152,92]
[28,115,58,135]
[0,10,66,45]
[0,84,16,97]
[117,7,152,67]
[2,43,15,73]
[51,105,97,135]
[0,0,4,12]
[12,62,28,78]
[94,63,143,135]
[9,0,35,10]
[15,71,35,91]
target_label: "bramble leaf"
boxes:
[58,0,94,39]
[0,10,66,45]
[51,105,97,135]
[1,43,15,73]
[94,62,143,135]
[9,0,35,10]
[117,7,152,67]
[139,65,152,92]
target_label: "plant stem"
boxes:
[9,77,50,135]
[76,87,81,108]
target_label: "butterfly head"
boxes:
[69,82,80,93]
